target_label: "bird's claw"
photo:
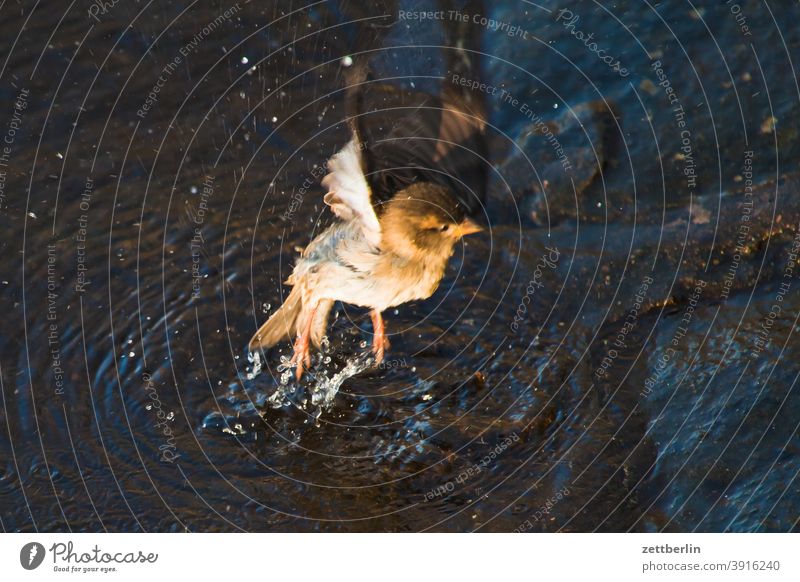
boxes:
[289,334,312,380]
[372,336,390,366]
[370,310,390,366]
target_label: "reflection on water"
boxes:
[1,0,799,532]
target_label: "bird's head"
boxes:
[379,183,483,260]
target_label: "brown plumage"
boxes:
[250,62,486,380]
[249,178,481,379]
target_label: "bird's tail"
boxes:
[248,287,303,352]
[248,290,334,353]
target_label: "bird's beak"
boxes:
[457,218,484,237]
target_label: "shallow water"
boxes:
[1,0,799,532]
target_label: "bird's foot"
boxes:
[289,304,319,381]
[289,332,313,381]
[370,310,390,366]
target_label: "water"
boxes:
[1,0,799,532]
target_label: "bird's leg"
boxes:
[290,304,317,380]
[370,309,390,365]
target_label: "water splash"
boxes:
[245,349,262,380]
[309,352,374,410]
[243,334,375,418]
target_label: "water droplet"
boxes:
[341,55,353,67]
[271,116,278,123]
[241,56,249,64]
[320,336,331,352]
[246,351,262,380]
[190,186,198,194]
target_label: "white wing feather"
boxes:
[321,140,381,248]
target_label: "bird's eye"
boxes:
[439,224,449,232]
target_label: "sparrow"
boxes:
[249,62,487,380]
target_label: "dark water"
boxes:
[1,0,799,532]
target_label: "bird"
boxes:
[249,63,487,380]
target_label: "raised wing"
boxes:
[333,2,489,214]
[321,139,381,248]
[352,84,488,214]
[434,87,487,163]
